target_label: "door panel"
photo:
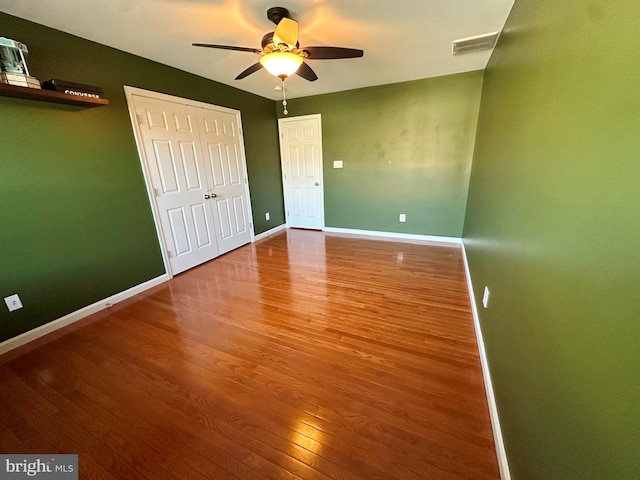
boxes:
[306,188,317,217]
[153,140,179,194]
[232,196,247,233]
[179,142,203,191]
[191,203,214,248]
[206,143,226,188]
[216,199,232,239]
[167,207,190,256]
[197,107,252,254]
[132,96,220,274]
[304,145,315,176]
[222,120,235,137]
[226,144,241,185]
[289,145,301,177]
[292,188,303,216]
[145,109,169,130]
[174,113,193,133]
[279,115,324,229]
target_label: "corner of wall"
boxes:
[461,241,511,480]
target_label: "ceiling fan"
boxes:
[193,6,364,83]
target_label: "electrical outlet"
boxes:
[399,213,406,223]
[4,294,23,312]
[333,160,343,168]
[482,287,490,308]
[265,212,270,221]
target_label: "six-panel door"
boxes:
[279,116,324,229]
[132,94,252,274]
[197,107,252,254]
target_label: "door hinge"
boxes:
[154,188,161,197]
[249,222,253,229]
[167,251,174,258]
[136,114,144,126]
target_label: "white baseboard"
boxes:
[254,224,287,242]
[461,242,511,480]
[0,274,169,356]
[322,227,462,245]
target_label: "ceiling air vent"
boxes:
[452,32,500,55]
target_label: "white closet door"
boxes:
[132,95,220,275]
[127,88,254,275]
[196,107,252,255]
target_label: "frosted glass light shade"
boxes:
[260,52,303,78]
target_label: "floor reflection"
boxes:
[290,417,324,455]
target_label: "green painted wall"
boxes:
[277,72,484,237]
[464,1,640,478]
[0,13,284,343]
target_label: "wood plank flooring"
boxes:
[0,229,499,479]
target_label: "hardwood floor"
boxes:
[0,229,499,479]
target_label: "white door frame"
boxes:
[124,85,255,278]
[278,113,325,229]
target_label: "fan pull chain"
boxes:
[281,78,288,116]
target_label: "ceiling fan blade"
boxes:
[235,63,263,80]
[193,43,262,54]
[295,62,318,82]
[302,46,364,60]
[273,17,299,49]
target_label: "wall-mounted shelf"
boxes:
[0,83,109,107]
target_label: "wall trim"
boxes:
[461,242,511,480]
[254,224,287,242]
[323,227,462,245]
[0,274,169,356]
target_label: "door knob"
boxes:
[204,194,210,199]
[314,182,320,186]
[209,193,217,198]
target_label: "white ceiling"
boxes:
[0,0,514,100]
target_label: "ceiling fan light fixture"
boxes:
[260,51,303,78]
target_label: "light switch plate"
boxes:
[482,287,490,308]
[333,160,344,169]
[4,294,23,312]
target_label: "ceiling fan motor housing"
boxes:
[261,32,275,49]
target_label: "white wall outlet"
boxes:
[333,160,344,169]
[482,286,490,308]
[399,213,406,223]
[4,294,23,312]
[265,212,270,221]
